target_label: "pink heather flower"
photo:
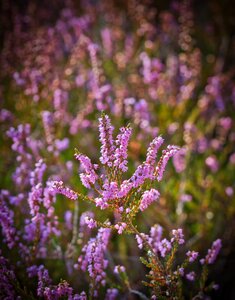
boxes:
[102,182,119,202]
[171,229,185,245]
[79,211,94,230]
[30,159,46,186]
[212,284,219,290]
[136,234,145,249]
[114,126,132,172]
[158,238,172,257]
[114,223,127,234]
[95,197,109,210]
[186,251,199,263]
[129,163,153,188]
[75,152,98,188]
[156,145,180,181]
[178,267,184,276]
[225,187,234,197]
[201,239,222,265]
[118,180,133,198]
[186,271,196,281]
[180,194,192,203]
[173,147,187,173]
[229,153,235,164]
[50,181,77,200]
[78,228,111,286]
[105,288,118,300]
[84,217,97,229]
[54,138,69,152]
[64,211,73,230]
[219,117,232,130]
[98,114,115,167]
[149,224,163,253]
[28,183,43,217]
[101,28,112,57]
[114,265,126,274]
[205,156,219,173]
[145,136,164,168]
[74,291,87,299]
[168,122,179,135]
[119,207,124,213]
[140,52,152,84]
[139,189,160,211]
[0,191,18,248]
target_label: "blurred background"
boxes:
[0,0,235,299]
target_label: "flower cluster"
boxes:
[77,228,111,295]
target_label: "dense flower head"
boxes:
[149,224,163,253]
[136,233,147,250]
[84,216,97,229]
[114,222,127,234]
[171,229,185,245]
[145,136,164,167]
[0,254,17,299]
[129,163,152,188]
[50,180,78,200]
[28,183,43,217]
[78,228,111,288]
[156,145,180,181]
[158,238,172,257]
[173,147,187,173]
[186,250,199,263]
[30,159,46,186]
[139,189,160,211]
[7,124,31,154]
[75,152,98,188]
[98,114,115,166]
[0,191,18,249]
[114,126,132,172]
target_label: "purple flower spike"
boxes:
[158,238,172,257]
[98,114,115,167]
[75,152,98,188]
[50,181,78,200]
[114,126,132,172]
[156,145,180,181]
[145,136,164,166]
[201,239,222,265]
[139,189,160,211]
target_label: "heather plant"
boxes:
[49,113,222,299]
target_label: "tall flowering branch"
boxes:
[114,125,132,173]
[50,181,78,201]
[155,145,180,181]
[200,239,222,265]
[0,191,18,249]
[52,113,180,232]
[98,114,115,167]
[77,228,111,297]
[74,151,99,189]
